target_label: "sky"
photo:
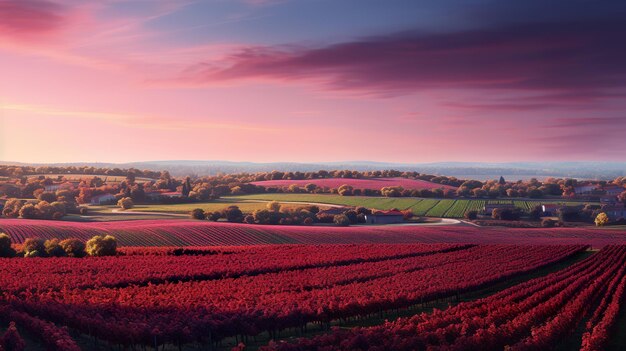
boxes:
[0,0,625,164]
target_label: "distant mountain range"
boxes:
[2,160,625,180]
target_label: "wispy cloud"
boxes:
[2,102,283,132]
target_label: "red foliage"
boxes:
[0,244,584,348]
[0,219,625,247]
[263,245,626,351]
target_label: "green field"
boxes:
[89,200,331,215]
[225,194,597,218]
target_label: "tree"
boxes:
[59,238,86,257]
[37,191,57,203]
[190,208,206,220]
[182,177,192,197]
[23,237,46,257]
[499,176,506,185]
[18,203,38,219]
[44,238,66,257]
[333,214,350,226]
[1,322,26,351]
[244,215,255,224]
[338,185,354,196]
[595,212,609,227]
[304,183,317,193]
[0,233,16,258]
[86,235,117,256]
[267,201,281,212]
[223,206,243,223]
[118,197,134,210]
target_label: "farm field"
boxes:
[26,173,155,183]
[249,177,458,190]
[267,245,626,351]
[90,201,329,215]
[0,244,601,350]
[1,218,625,247]
[226,194,596,218]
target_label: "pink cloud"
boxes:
[176,19,626,101]
[0,0,65,39]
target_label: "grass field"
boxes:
[225,194,597,218]
[88,200,331,216]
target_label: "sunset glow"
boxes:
[1,0,625,163]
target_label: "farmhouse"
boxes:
[90,193,117,205]
[364,210,404,224]
[573,183,598,195]
[483,203,516,215]
[604,204,626,221]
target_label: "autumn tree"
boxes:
[23,237,46,257]
[0,233,16,258]
[191,208,206,220]
[333,214,350,226]
[86,235,117,256]
[267,201,281,212]
[223,206,243,223]
[595,212,609,227]
[59,238,86,257]
[118,197,134,210]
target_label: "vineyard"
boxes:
[0,244,600,350]
[1,219,626,247]
[227,194,594,218]
[265,245,626,351]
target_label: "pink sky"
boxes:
[1,0,625,163]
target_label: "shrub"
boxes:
[59,238,86,257]
[117,197,134,210]
[541,218,557,228]
[303,217,314,225]
[79,207,89,215]
[190,208,206,220]
[86,235,118,257]
[0,233,16,258]
[44,238,66,257]
[464,210,478,220]
[23,238,46,257]
[333,214,351,226]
